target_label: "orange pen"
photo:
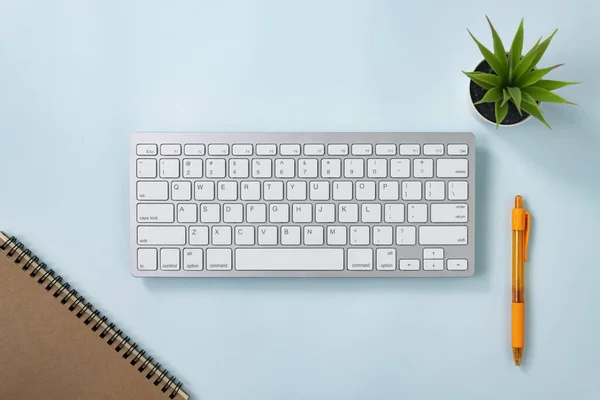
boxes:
[512,195,530,366]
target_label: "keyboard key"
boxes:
[137,159,157,178]
[362,204,381,223]
[206,159,226,178]
[207,248,232,270]
[423,248,444,259]
[241,181,261,200]
[304,226,324,245]
[399,144,420,155]
[161,144,181,156]
[333,181,353,201]
[402,181,422,201]
[367,159,387,178]
[437,159,468,178]
[407,204,428,223]
[223,204,243,223]
[352,144,372,155]
[447,144,468,155]
[183,159,203,178]
[235,249,344,271]
[344,159,364,178]
[172,181,192,201]
[208,144,229,156]
[287,181,307,201]
[396,226,416,245]
[447,259,468,271]
[189,226,209,245]
[137,181,168,201]
[373,226,393,245]
[177,203,197,223]
[379,181,399,201]
[424,260,444,271]
[304,144,325,156]
[281,226,301,245]
[229,159,249,178]
[425,181,445,200]
[413,159,434,178]
[448,181,468,200]
[256,144,277,155]
[137,226,185,245]
[350,226,370,245]
[315,203,335,223]
[232,144,252,156]
[137,144,158,156]
[310,181,330,201]
[252,159,272,178]
[269,203,289,223]
[327,226,347,245]
[430,204,468,223]
[356,181,376,201]
[160,248,180,271]
[217,181,238,201]
[200,204,220,223]
[338,204,358,223]
[183,249,203,271]
[384,204,405,223]
[328,144,349,155]
[424,144,444,155]
[184,144,205,156]
[235,226,255,245]
[257,226,278,245]
[194,181,215,200]
[246,203,267,223]
[137,203,174,223]
[375,144,396,155]
[292,204,312,223]
[160,159,180,178]
[212,226,232,245]
[348,248,373,270]
[376,248,396,270]
[390,159,410,178]
[298,159,318,178]
[419,226,468,245]
[321,159,342,178]
[137,248,157,271]
[264,181,284,201]
[275,159,295,178]
[280,144,301,155]
[399,259,420,271]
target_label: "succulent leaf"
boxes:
[521,101,552,129]
[501,88,511,107]
[509,19,524,70]
[468,29,505,77]
[495,100,509,128]
[522,87,577,104]
[474,87,503,104]
[532,79,581,90]
[507,87,522,114]
[516,64,563,87]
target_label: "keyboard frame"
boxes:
[130,132,475,278]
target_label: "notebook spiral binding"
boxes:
[0,234,186,400]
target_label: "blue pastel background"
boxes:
[1,1,599,399]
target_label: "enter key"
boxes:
[430,204,468,223]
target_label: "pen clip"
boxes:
[524,211,531,262]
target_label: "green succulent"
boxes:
[463,17,580,129]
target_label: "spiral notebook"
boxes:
[0,232,190,400]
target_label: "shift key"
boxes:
[419,226,468,245]
[137,226,186,245]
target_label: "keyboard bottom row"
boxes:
[137,247,468,272]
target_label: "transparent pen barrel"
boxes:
[512,230,524,302]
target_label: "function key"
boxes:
[328,144,349,155]
[304,144,325,156]
[184,144,205,156]
[375,144,396,155]
[447,144,469,155]
[256,144,277,155]
[423,144,444,156]
[352,144,372,155]
[160,144,181,156]
[280,144,301,156]
[137,144,158,156]
[399,144,420,156]
[233,144,253,156]
[208,144,229,156]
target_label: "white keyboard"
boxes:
[130,132,475,277]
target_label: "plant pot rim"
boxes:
[469,58,533,127]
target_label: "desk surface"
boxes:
[1,1,599,399]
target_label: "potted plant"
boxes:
[464,17,580,129]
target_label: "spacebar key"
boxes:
[235,249,344,271]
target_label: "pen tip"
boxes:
[513,348,522,366]
[515,195,523,208]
